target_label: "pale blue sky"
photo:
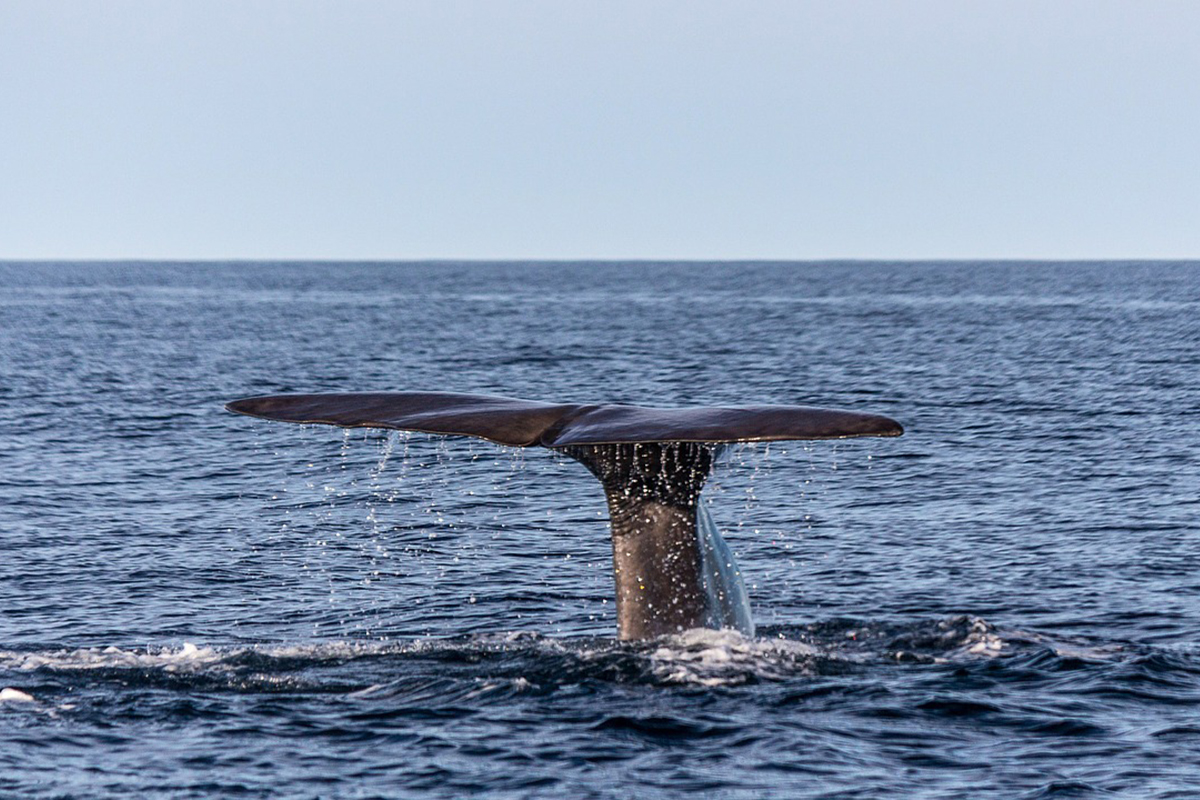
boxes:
[2,1,1197,260]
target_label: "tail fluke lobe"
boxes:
[225,392,579,447]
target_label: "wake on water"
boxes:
[0,614,1115,706]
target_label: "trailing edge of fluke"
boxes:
[223,391,903,447]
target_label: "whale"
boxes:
[226,392,903,640]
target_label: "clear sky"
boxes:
[2,1,1198,260]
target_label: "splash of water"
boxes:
[696,503,755,636]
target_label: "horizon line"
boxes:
[2,256,1197,265]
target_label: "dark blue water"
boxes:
[2,261,1198,798]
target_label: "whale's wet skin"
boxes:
[3,261,1200,798]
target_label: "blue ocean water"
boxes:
[1,260,1198,799]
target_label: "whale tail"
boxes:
[226,392,902,639]
[563,442,720,639]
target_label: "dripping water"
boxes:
[696,503,755,635]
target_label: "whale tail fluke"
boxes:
[225,391,902,446]
[226,392,903,639]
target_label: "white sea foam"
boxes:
[0,642,226,672]
[1,687,35,703]
[940,617,1005,660]
[0,640,424,674]
[649,627,821,686]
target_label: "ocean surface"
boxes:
[1,260,1198,799]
